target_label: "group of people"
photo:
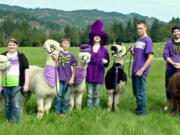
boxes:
[0,19,180,123]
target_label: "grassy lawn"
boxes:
[0,43,180,135]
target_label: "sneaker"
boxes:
[164,106,169,111]
[59,114,64,118]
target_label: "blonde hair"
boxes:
[8,38,18,45]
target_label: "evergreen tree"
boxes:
[124,20,134,43]
[64,25,71,38]
[150,19,161,42]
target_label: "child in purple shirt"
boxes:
[163,25,180,111]
[53,38,77,118]
[131,20,154,115]
[86,20,110,107]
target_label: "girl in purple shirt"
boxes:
[86,20,110,107]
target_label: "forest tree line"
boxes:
[0,17,180,47]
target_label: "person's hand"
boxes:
[129,45,134,55]
[69,78,74,85]
[135,68,144,76]
[102,58,108,64]
[174,63,180,69]
[51,53,57,61]
[23,84,29,92]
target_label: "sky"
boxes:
[0,0,179,22]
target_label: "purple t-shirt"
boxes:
[132,36,154,77]
[163,39,180,72]
[57,51,77,82]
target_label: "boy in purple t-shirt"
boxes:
[130,20,154,115]
[163,25,180,111]
[53,38,77,118]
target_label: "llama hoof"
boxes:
[114,104,119,112]
[76,105,82,111]
[44,110,50,115]
[37,112,44,119]
[107,107,111,112]
[69,107,73,111]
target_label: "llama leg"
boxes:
[114,93,122,112]
[36,97,44,119]
[21,92,31,113]
[0,94,3,113]
[106,90,114,112]
[75,92,83,110]
[114,81,126,111]
[44,96,53,115]
[69,92,75,111]
[172,98,177,116]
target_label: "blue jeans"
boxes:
[132,75,147,115]
[86,82,102,108]
[2,86,22,123]
[54,81,72,114]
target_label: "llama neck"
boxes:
[45,55,56,67]
[78,62,88,69]
[114,57,125,65]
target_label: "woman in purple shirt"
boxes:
[86,20,110,107]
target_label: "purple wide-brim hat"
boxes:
[80,44,91,52]
[88,20,109,45]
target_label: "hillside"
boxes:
[0,4,159,31]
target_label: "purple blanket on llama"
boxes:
[43,65,58,87]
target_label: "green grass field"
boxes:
[0,43,180,135]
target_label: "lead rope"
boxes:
[127,52,133,78]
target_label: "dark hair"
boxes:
[171,25,180,33]
[60,38,71,43]
[136,20,147,27]
[8,38,18,44]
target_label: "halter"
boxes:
[114,64,123,92]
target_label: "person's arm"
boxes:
[23,68,29,92]
[166,57,175,66]
[135,53,154,76]
[69,66,76,85]
[102,48,110,67]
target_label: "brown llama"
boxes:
[168,72,180,115]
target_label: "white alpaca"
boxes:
[69,48,91,111]
[23,39,63,119]
[0,55,11,113]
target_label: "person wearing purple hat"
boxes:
[86,20,110,108]
[163,25,180,111]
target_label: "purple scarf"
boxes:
[43,65,58,87]
[75,67,86,84]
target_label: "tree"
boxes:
[80,24,90,44]
[124,20,134,43]
[49,31,63,42]
[64,25,71,38]
[150,19,161,42]
[132,17,139,41]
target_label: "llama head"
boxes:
[0,55,11,71]
[78,52,91,65]
[111,42,126,58]
[43,39,63,54]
